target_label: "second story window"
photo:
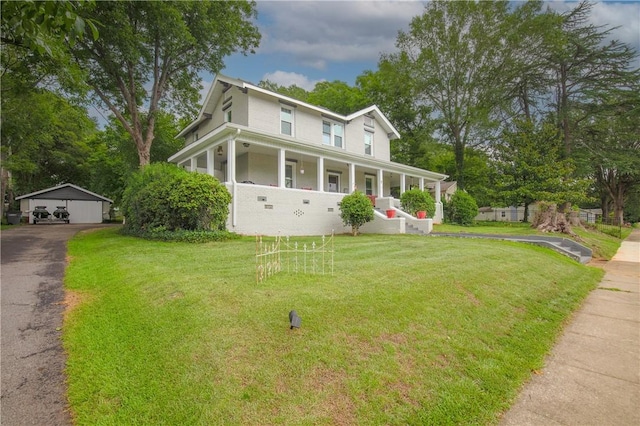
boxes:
[323,120,343,148]
[281,106,293,136]
[224,109,232,123]
[364,131,373,155]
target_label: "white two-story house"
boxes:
[168,74,447,236]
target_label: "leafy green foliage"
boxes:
[258,80,310,103]
[68,0,260,165]
[358,60,437,168]
[121,228,238,243]
[492,119,589,221]
[339,191,374,235]
[121,163,231,233]
[448,191,479,226]
[400,188,436,217]
[306,80,369,115]
[388,0,513,190]
[87,113,184,205]
[1,0,98,56]
[1,88,96,196]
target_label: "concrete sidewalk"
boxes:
[501,228,640,425]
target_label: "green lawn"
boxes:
[434,221,631,260]
[64,227,604,425]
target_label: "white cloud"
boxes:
[590,2,640,50]
[261,70,325,90]
[546,1,640,52]
[256,1,425,67]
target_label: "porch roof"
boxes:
[169,123,448,182]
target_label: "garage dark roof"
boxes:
[15,184,113,203]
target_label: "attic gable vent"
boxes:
[364,116,374,128]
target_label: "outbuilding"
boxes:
[16,184,113,224]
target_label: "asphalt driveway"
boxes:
[1,223,115,426]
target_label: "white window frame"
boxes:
[281,106,294,136]
[364,130,373,156]
[224,109,232,123]
[322,120,344,148]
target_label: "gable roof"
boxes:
[177,74,401,140]
[15,183,113,203]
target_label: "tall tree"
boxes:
[546,1,639,158]
[492,119,587,222]
[88,112,184,205]
[70,1,260,166]
[358,59,437,168]
[581,92,640,224]
[1,88,96,196]
[387,0,512,189]
[258,80,309,103]
[306,80,369,115]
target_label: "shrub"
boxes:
[400,188,436,217]
[340,191,374,236]
[121,163,231,233]
[449,191,479,225]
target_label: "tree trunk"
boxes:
[531,202,578,237]
[523,202,529,223]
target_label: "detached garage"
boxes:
[16,184,113,224]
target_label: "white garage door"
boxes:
[67,200,103,223]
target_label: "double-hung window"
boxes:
[364,131,373,155]
[281,106,293,136]
[322,120,344,148]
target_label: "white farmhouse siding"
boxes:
[16,184,112,224]
[170,74,448,236]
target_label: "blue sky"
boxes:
[209,0,640,94]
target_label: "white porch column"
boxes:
[206,148,214,176]
[377,169,384,197]
[189,157,196,173]
[419,177,425,191]
[349,163,356,192]
[227,138,236,182]
[317,157,324,192]
[434,180,443,224]
[400,174,406,195]
[278,148,286,187]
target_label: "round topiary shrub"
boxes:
[400,188,436,217]
[449,190,478,226]
[339,190,374,236]
[121,163,231,233]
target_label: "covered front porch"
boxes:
[169,124,448,235]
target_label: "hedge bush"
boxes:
[121,163,231,234]
[449,190,479,226]
[340,191,374,236]
[400,188,436,217]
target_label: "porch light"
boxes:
[300,154,304,174]
[243,143,250,148]
[217,146,223,156]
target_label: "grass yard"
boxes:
[64,227,604,425]
[434,221,632,260]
